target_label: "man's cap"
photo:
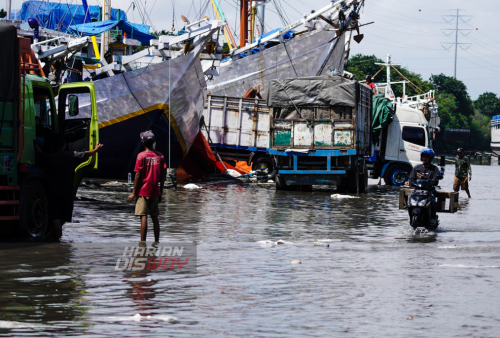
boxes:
[457,148,464,153]
[365,75,371,80]
[140,130,156,142]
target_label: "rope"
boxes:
[390,65,425,94]
[371,66,384,79]
[131,53,155,75]
[282,39,298,77]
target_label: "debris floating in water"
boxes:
[183,184,201,189]
[226,169,241,177]
[102,181,123,186]
[96,314,177,322]
[257,239,291,247]
[331,194,359,199]
[407,316,414,320]
[290,260,301,264]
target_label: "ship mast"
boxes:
[6,0,11,19]
[375,54,403,99]
[240,0,266,47]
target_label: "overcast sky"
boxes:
[8,0,500,99]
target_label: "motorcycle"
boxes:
[406,157,445,231]
[407,179,440,231]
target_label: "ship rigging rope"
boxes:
[390,65,425,95]
[371,66,384,79]
[282,40,298,77]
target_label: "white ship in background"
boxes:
[7,0,369,177]
[492,115,500,152]
[374,54,440,135]
[206,0,366,98]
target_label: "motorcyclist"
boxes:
[405,148,442,223]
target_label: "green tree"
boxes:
[429,73,474,117]
[0,8,7,18]
[474,92,500,118]
[346,54,433,98]
[470,111,491,149]
[151,30,174,39]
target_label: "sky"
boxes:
[7,0,500,99]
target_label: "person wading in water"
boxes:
[453,148,472,198]
[127,131,166,242]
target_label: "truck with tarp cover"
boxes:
[267,75,372,192]
[0,23,99,238]
[367,94,434,186]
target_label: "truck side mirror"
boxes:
[68,95,79,117]
[440,155,446,167]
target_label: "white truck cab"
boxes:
[384,105,429,169]
[368,54,439,185]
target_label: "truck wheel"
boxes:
[346,172,357,194]
[383,164,411,186]
[252,156,273,171]
[275,174,287,190]
[18,180,48,238]
[359,170,368,193]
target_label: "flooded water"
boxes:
[1,164,500,337]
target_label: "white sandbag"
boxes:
[226,169,241,177]
[331,194,359,199]
[183,184,201,189]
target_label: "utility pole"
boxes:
[441,9,472,79]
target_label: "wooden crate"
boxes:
[399,188,459,213]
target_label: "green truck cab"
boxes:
[0,26,99,238]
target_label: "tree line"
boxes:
[346,54,497,152]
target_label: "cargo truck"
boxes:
[201,95,273,171]
[0,23,99,237]
[267,75,372,192]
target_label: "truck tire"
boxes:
[383,164,411,186]
[275,174,287,190]
[359,169,368,193]
[252,156,273,171]
[18,180,48,238]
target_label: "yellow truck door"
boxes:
[57,83,99,192]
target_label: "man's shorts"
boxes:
[135,196,159,217]
[453,176,469,190]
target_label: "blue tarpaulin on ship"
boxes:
[68,20,154,44]
[222,28,296,62]
[10,0,127,33]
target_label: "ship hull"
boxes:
[85,46,207,178]
[207,28,346,98]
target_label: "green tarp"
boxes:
[372,94,394,144]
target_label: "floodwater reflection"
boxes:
[0,165,499,337]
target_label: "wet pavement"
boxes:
[1,164,499,337]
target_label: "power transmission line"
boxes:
[441,9,472,79]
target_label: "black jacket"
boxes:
[409,163,441,185]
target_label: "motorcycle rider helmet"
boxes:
[457,148,464,153]
[420,147,435,162]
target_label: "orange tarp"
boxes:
[179,131,251,179]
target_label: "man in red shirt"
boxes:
[127,131,166,242]
[365,75,377,95]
